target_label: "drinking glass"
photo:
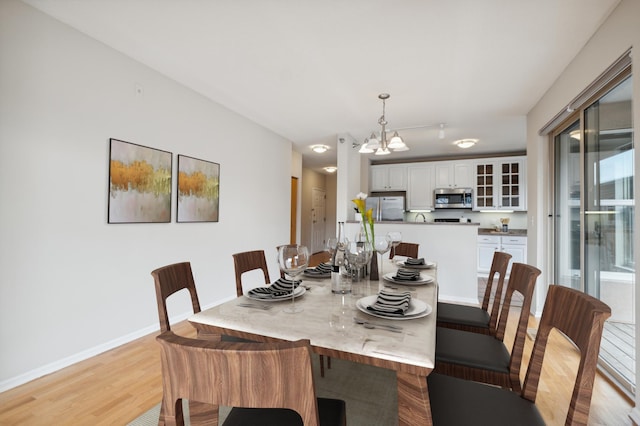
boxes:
[373,235,391,278]
[278,244,309,314]
[345,240,373,283]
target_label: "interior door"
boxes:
[311,188,326,254]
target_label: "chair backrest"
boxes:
[389,242,419,259]
[232,250,271,297]
[151,262,201,333]
[157,332,322,426]
[494,262,540,393]
[521,285,611,425]
[481,251,512,336]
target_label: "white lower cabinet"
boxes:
[477,235,526,275]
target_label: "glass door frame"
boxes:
[549,68,634,395]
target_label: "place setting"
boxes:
[393,257,436,269]
[383,268,435,285]
[355,288,432,321]
[244,277,306,302]
[303,262,332,279]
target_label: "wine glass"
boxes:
[387,231,402,250]
[278,244,309,314]
[373,235,391,278]
[345,240,373,283]
[387,231,402,260]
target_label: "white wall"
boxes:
[0,0,291,390]
[526,0,639,415]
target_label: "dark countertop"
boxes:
[478,228,527,236]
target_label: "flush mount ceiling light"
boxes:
[323,166,337,173]
[310,144,330,153]
[453,138,478,149]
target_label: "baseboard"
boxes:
[629,407,640,425]
[0,297,229,394]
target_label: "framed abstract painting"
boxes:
[108,138,172,223]
[177,155,220,223]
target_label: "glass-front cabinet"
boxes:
[474,156,526,211]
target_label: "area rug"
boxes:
[128,355,398,426]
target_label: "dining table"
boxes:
[189,257,438,425]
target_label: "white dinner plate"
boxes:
[394,259,436,269]
[245,286,306,302]
[383,272,434,285]
[356,295,432,320]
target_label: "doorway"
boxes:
[311,187,326,253]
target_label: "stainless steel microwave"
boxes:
[434,188,473,209]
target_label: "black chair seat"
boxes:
[435,326,510,372]
[223,398,347,426]
[437,302,490,329]
[428,373,545,425]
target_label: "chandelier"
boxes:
[359,93,408,156]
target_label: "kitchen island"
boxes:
[346,220,479,305]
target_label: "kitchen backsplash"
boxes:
[405,211,528,230]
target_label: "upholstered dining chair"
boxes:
[232,250,271,297]
[437,251,512,335]
[433,262,541,392]
[157,332,347,426]
[389,242,419,259]
[428,284,611,425]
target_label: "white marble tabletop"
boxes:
[189,258,438,425]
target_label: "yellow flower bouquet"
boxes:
[352,192,375,245]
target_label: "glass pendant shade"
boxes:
[366,133,380,150]
[387,132,404,149]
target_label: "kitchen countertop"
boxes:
[346,220,480,226]
[478,228,527,236]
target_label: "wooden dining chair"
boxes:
[157,332,347,426]
[389,242,419,259]
[151,261,219,423]
[428,284,611,425]
[232,250,271,297]
[436,251,512,335]
[151,261,202,334]
[433,262,541,392]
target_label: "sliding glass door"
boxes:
[553,75,634,393]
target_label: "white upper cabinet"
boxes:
[474,156,527,211]
[370,164,407,191]
[434,160,473,189]
[407,164,436,210]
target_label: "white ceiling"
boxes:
[23,0,620,172]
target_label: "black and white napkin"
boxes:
[405,257,425,266]
[304,262,332,275]
[247,278,301,298]
[366,289,412,315]
[393,268,421,281]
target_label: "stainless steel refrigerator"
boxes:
[365,194,406,221]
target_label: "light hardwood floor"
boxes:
[0,313,633,425]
